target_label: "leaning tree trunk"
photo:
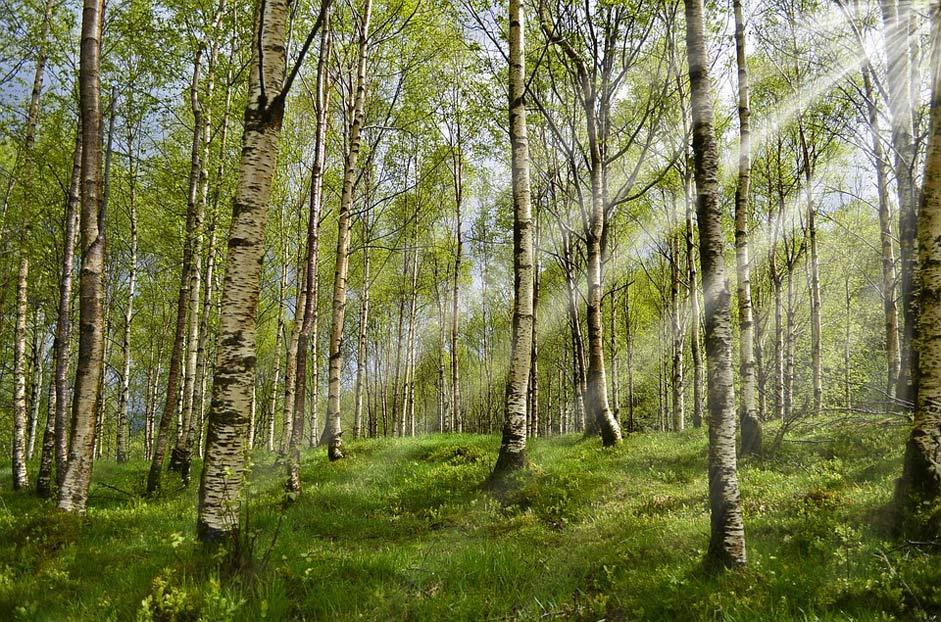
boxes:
[325,0,372,462]
[896,0,941,532]
[197,0,306,542]
[734,0,760,456]
[491,0,534,477]
[58,0,105,513]
[12,256,30,489]
[684,0,746,568]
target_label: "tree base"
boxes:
[740,413,762,458]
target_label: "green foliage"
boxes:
[2,423,938,621]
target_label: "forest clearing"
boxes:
[2,0,941,618]
[1,424,933,621]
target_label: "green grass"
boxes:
[1,423,938,621]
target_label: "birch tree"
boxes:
[492,0,534,476]
[57,0,106,513]
[683,0,746,567]
[197,0,331,541]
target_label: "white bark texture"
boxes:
[492,0,534,475]
[58,0,105,513]
[897,0,941,524]
[684,0,746,567]
[197,0,290,540]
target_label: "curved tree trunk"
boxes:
[684,0,746,568]
[58,0,105,513]
[492,0,534,476]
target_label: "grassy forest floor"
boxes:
[1,421,939,621]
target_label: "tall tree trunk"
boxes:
[288,18,331,492]
[391,258,407,436]
[353,230,370,440]
[562,231,588,430]
[58,0,105,513]
[609,288,619,432]
[26,311,44,460]
[686,183,704,429]
[116,109,139,464]
[896,0,941,530]
[325,0,372,461]
[587,159,615,438]
[492,0,534,476]
[193,54,234,462]
[734,0,760,455]
[150,54,208,493]
[269,257,288,448]
[529,234,540,438]
[171,4,226,481]
[34,0,68,498]
[798,122,823,415]
[197,0,314,541]
[624,283,635,433]
[192,220,218,460]
[12,256,30,489]
[880,0,918,408]
[541,10,619,446]
[670,200,686,433]
[684,0,746,567]
[862,64,901,405]
[785,272,796,422]
[451,138,463,434]
[405,245,419,436]
[280,249,306,452]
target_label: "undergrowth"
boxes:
[1,422,937,621]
